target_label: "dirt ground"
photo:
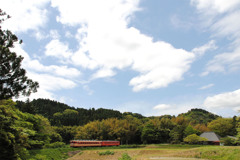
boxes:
[67,147,207,160]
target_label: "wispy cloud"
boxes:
[191,0,240,75]
[199,84,214,90]
[192,40,217,57]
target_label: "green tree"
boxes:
[141,122,158,144]
[54,126,77,144]
[0,99,60,159]
[184,125,200,137]
[0,9,39,100]
[183,134,207,144]
[0,99,28,159]
[208,118,234,137]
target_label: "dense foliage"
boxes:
[14,98,240,146]
[0,99,61,160]
[16,99,124,126]
[179,108,219,125]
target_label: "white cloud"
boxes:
[204,89,240,110]
[28,72,76,91]
[12,44,81,78]
[192,40,217,57]
[150,103,204,117]
[191,0,240,14]
[130,41,194,92]
[91,68,116,80]
[51,0,140,26]
[45,39,73,60]
[10,44,79,101]
[153,104,171,110]
[1,0,50,33]
[199,83,214,90]
[49,1,195,91]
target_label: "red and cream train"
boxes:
[70,140,120,147]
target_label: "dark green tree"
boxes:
[0,9,39,100]
[141,122,159,144]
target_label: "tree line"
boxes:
[2,98,240,160]
[15,99,240,144]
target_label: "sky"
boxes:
[1,0,240,117]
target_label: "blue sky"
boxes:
[1,0,240,117]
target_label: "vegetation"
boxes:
[26,145,240,160]
[118,153,133,160]
[183,134,207,144]
[28,147,79,160]
[16,98,124,126]
[0,9,39,100]
[98,150,115,156]
[179,108,219,125]
[1,97,240,159]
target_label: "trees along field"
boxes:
[75,116,142,144]
[0,99,60,159]
[207,117,236,137]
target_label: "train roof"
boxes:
[70,140,119,142]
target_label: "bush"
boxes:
[44,142,66,148]
[184,134,207,144]
[118,153,133,160]
[98,150,115,155]
[222,137,236,146]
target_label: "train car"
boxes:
[70,140,120,147]
[70,140,102,147]
[101,141,120,146]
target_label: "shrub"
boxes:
[98,150,115,156]
[222,137,236,146]
[118,153,133,160]
[184,134,207,144]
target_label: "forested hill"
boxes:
[15,98,145,126]
[179,108,220,125]
[15,99,220,127]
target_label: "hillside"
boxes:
[16,98,144,126]
[16,99,220,127]
[178,108,220,125]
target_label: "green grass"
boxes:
[27,144,240,160]
[28,147,80,160]
[155,144,204,149]
[195,146,240,160]
[27,144,144,159]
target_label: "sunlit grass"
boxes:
[27,144,240,160]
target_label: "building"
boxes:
[200,132,221,145]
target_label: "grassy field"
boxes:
[28,144,240,160]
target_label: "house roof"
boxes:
[200,132,221,142]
